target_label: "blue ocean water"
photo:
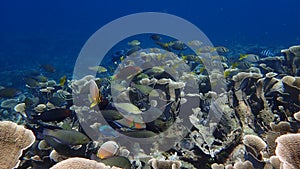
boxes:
[0,0,300,87]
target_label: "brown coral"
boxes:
[233,161,254,169]
[269,156,282,169]
[0,121,35,169]
[294,111,300,122]
[243,135,267,157]
[275,133,300,169]
[270,122,291,134]
[50,157,121,169]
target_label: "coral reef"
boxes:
[50,157,121,169]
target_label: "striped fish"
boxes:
[260,49,274,57]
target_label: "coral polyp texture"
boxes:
[275,134,300,169]
[0,121,35,169]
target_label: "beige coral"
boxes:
[148,159,181,169]
[50,157,121,169]
[0,121,35,169]
[233,161,254,169]
[243,135,267,157]
[275,133,300,169]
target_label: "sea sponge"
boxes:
[148,159,181,169]
[0,121,35,169]
[275,133,300,169]
[243,135,267,157]
[233,161,254,169]
[50,157,121,169]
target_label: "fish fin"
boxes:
[239,54,246,60]
[90,101,98,108]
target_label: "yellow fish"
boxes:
[88,66,107,73]
[128,40,141,46]
[89,79,102,108]
[59,75,67,87]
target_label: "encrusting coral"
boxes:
[0,121,35,169]
[275,134,300,169]
[50,157,121,169]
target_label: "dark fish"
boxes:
[43,129,90,146]
[100,109,123,121]
[100,156,131,169]
[24,77,39,88]
[155,41,172,52]
[126,46,141,56]
[43,135,86,157]
[260,49,275,57]
[33,108,72,122]
[150,34,162,41]
[171,41,187,50]
[215,46,229,53]
[34,75,48,82]
[49,96,67,107]
[41,64,56,73]
[0,88,19,98]
[122,130,157,138]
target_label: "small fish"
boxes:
[123,130,157,138]
[49,96,66,107]
[34,75,48,82]
[43,134,86,157]
[114,103,142,115]
[33,108,72,122]
[112,117,146,130]
[24,77,39,88]
[100,156,131,169]
[88,66,108,73]
[100,109,123,121]
[155,41,172,52]
[150,34,161,41]
[0,88,19,98]
[59,75,67,87]
[215,46,229,53]
[188,40,203,47]
[41,64,56,73]
[239,54,260,62]
[196,45,215,54]
[99,125,119,138]
[171,41,187,50]
[113,66,142,80]
[89,79,102,108]
[260,49,275,57]
[126,46,142,56]
[231,61,251,69]
[43,129,90,145]
[127,40,141,46]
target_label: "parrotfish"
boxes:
[33,108,72,122]
[43,129,90,146]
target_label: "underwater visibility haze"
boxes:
[0,1,300,169]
